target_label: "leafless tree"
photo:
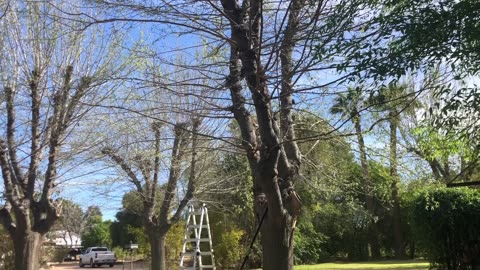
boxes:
[74,0,364,268]
[95,49,224,269]
[0,1,126,269]
[102,119,201,270]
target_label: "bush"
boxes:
[165,222,185,266]
[0,228,14,270]
[214,228,245,268]
[409,187,480,270]
[294,222,329,264]
[47,247,69,264]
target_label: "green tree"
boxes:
[82,216,112,248]
[323,0,480,146]
[203,147,257,268]
[403,74,479,186]
[330,87,381,258]
[54,201,102,248]
[110,192,144,250]
[368,83,417,258]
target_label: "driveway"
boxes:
[49,261,148,270]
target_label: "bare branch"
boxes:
[102,148,144,193]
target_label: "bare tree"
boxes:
[102,119,200,270]
[0,1,125,269]
[76,0,364,268]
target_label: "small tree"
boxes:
[54,200,100,248]
[82,217,112,248]
[103,119,201,270]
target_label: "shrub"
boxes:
[165,222,185,265]
[409,187,480,270]
[0,228,14,270]
[294,221,329,264]
[214,227,245,268]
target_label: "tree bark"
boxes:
[13,229,43,270]
[353,115,381,259]
[220,0,304,267]
[261,214,293,270]
[150,231,167,270]
[389,111,406,259]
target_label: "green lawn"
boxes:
[294,260,430,270]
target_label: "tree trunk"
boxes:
[368,225,381,259]
[409,241,415,259]
[389,112,406,259]
[220,0,303,268]
[353,116,381,259]
[261,215,293,270]
[150,232,167,270]
[13,230,43,270]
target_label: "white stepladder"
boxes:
[179,204,216,270]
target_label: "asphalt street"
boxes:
[49,261,148,270]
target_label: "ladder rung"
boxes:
[180,267,196,270]
[189,211,203,215]
[181,251,213,256]
[200,265,215,268]
[188,224,208,229]
[186,238,210,242]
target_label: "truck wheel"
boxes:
[79,259,84,267]
[90,259,96,268]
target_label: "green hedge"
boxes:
[410,187,480,270]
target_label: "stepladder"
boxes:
[179,204,216,270]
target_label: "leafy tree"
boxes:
[323,0,480,145]
[368,83,418,258]
[410,125,480,185]
[338,0,480,80]
[81,216,112,248]
[203,146,258,268]
[402,75,480,186]
[110,192,144,250]
[330,87,381,258]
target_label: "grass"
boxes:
[293,260,430,270]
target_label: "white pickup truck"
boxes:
[79,247,116,268]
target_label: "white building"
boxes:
[49,230,82,248]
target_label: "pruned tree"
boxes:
[0,1,125,269]
[76,0,376,268]
[102,119,201,270]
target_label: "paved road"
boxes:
[50,261,148,270]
